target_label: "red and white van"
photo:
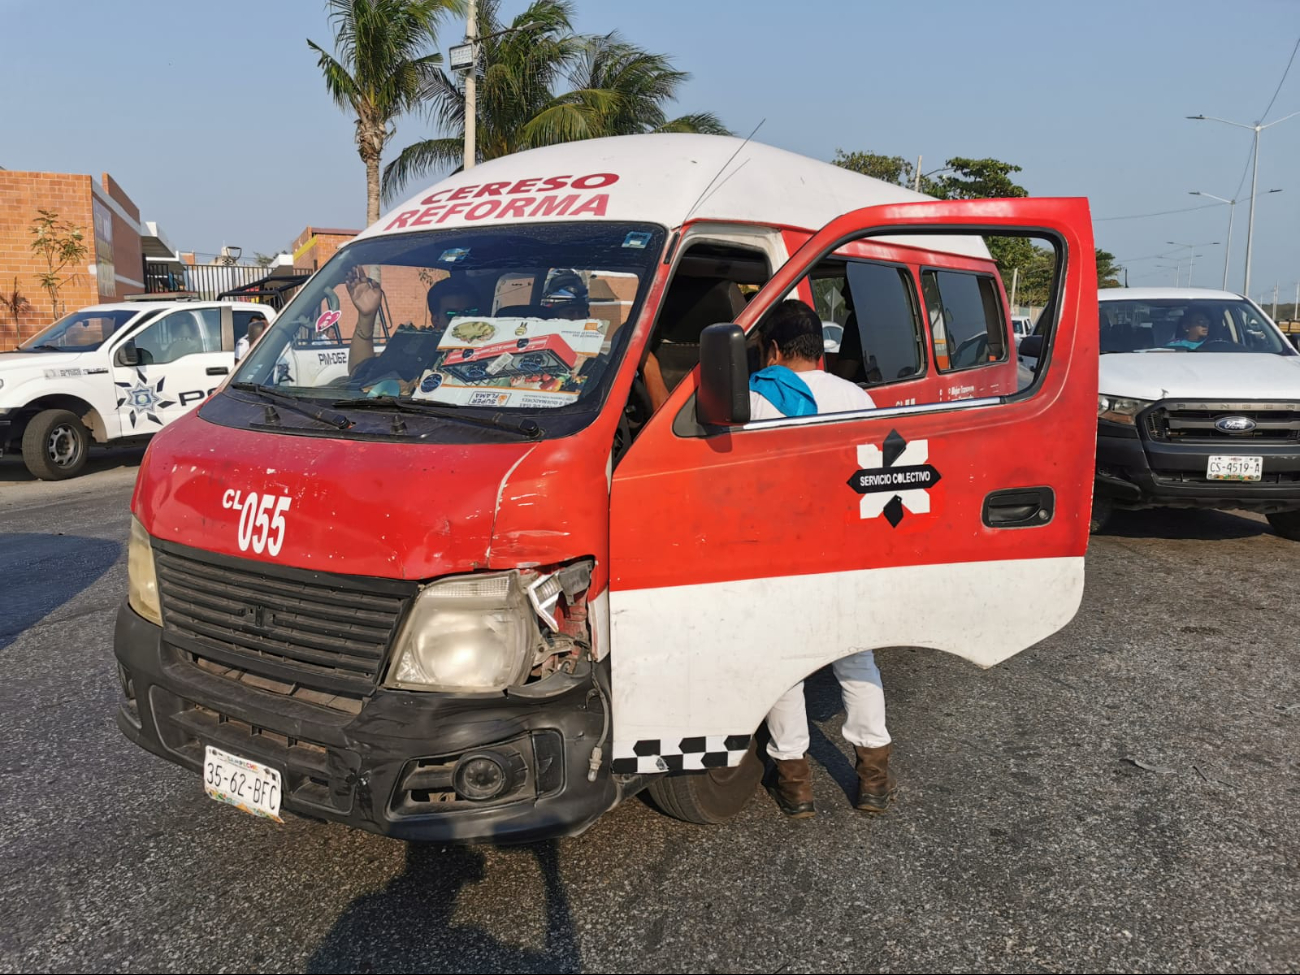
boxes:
[113,135,1098,842]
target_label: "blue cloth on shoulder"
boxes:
[748,365,816,417]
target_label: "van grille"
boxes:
[154,544,415,702]
[1145,402,1300,444]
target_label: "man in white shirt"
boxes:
[748,299,896,820]
[234,316,267,361]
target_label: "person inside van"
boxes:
[345,267,478,395]
[235,316,267,360]
[749,299,896,819]
[1167,309,1211,350]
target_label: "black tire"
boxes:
[1266,510,1300,541]
[1089,495,1113,534]
[646,737,764,825]
[21,409,90,480]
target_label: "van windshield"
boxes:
[17,308,141,352]
[233,222,665,413]
[1099,298,1293,355]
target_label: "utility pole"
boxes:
[463,0,478,171]
[1273,282,1279,320]
[1010,267,1019,309]
[913,154,922,193]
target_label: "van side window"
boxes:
[825,261,925,386]
[921,269,1007,372]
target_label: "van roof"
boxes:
[360,134,990,259]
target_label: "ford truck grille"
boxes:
[1145,401,1300,444]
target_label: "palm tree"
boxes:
[382,0,728,201]
[308,0,463,225]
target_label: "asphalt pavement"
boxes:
[0,450,1297,974]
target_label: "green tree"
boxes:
[308,0,463,226]
[1095,248,1122,288]
[831,149,914,187]
[28,210,88,317]
[382,0,728,200]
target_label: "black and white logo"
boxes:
[847,429,941,528]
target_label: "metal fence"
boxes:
[145,262,308,300]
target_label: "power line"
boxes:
[1260,35,1300,122]
[1096,201,1226,222]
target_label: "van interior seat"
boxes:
[652,276,747,391]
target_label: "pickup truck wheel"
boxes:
[646,738,763,825]
[1266,510,1300,541]
[21,409,89,480]
[1089,495,1113,534]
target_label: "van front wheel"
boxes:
[22,409,89,480]
[646,739,763,825]
[1266,510,1300,541]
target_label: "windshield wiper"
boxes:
[338,396,542,439]
[21,343,65,353]
[230,382,352,430]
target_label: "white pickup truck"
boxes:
[0,299,277,479]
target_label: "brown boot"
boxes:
[853,744,897,813]
[768,756,816,818]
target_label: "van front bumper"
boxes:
[1095,419,1300,513]
[113,601,619,844]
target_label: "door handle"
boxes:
[207,366,230,376]
[983,487,1055,528]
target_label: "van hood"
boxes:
[1099,352,1300,402]
[132,413,610,581]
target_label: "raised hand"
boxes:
[345,265,383,317]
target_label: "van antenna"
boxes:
[682,118,766,225]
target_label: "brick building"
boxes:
[291,226,360,274]
[0,170,147,349]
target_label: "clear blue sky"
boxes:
[3,0,1299,303]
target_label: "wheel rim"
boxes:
[46,423,82,468]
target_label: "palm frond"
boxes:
[656,112,731,136]
[306,40,360,112]
[382,137,465,201]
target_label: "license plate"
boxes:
[203,745,282,822]
[1207,455,1263,481]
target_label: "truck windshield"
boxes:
[232,222,665,414]
[16,309,141,352]
[1099,299,1293,355]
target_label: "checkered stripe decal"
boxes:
[610,735,751,774]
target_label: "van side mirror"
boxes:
[118,340,141,367]
[1290,334,1300,352]
[697,323,751,426]
[1018,335,1043,359]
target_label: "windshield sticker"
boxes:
[622,231,652,249]
[848,430,942,528]
[411,315,607,408]
[439,247,470,263]
[315,310,341,333]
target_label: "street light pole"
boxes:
[1190,189,1282,290]
[463,0,478,171]
[1188,111,1300,295]
[1166,240,1218,288]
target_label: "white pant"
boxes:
[765,650,890,761]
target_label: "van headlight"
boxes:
[388,572,539,692]
[1098,395,1151,425]
[127,516,162,626]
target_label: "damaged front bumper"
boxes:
[113,601,621,844]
